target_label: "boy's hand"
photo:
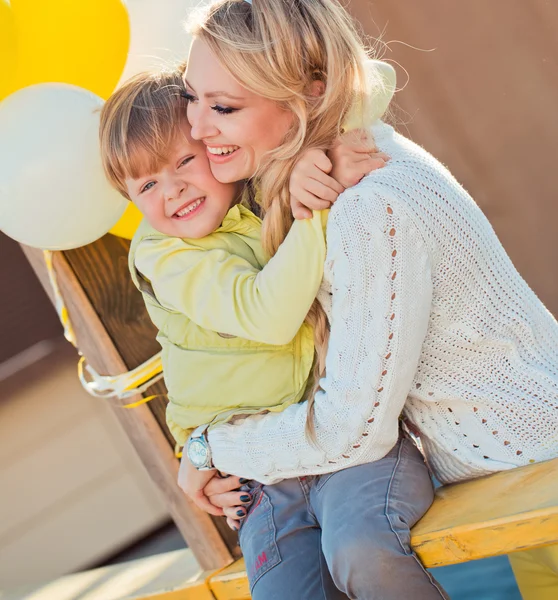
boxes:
[328,129,390,190]
[289,148,345,220]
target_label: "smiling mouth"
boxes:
[173,197,205,218]
[207,145,240,156]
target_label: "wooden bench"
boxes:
[4,457,557,599]
[412,456,558,567]
[17,238,558,599]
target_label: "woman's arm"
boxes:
[207,186,433,483]
[135,209,327,345]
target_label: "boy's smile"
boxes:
[172,196,206,220]
[125,121,237,239]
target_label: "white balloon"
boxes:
[117,0,200,85]
[0,83,127,250]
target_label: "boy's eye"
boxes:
[140,181,156,193]
[179,156,194,168]
[211,104,237,115]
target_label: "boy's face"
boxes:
[125,121,238,239]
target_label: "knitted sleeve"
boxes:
[134,210,326,345]
[208,187,433,482]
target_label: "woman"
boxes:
[179,0,558,598]
[181,1,447,599]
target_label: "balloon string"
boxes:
[43,250,164,402]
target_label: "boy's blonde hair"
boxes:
[99,67,188,200]
[191,0,369,440]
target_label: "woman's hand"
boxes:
[289,148,345,220]
[177,454,225,516]
[177,453,251,530]
[328,129,390,190]
[204,475,254,531]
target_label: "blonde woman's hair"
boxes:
[99,66,188,200]
[191,0,369,441]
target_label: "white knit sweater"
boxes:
[208,121,558,485]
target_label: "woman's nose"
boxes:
[188,105,219,141]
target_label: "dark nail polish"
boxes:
[240,494,251,502]
[239,478,249,484]
[236,509,246,517]
[232,525,238,531]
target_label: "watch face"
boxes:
[188,439,209,468]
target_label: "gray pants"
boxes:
[238,435,449,600]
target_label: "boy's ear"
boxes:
[308,79,325,97]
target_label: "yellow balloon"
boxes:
[109,203,144,240]
[0,0,17,100]
[11,0,129,99]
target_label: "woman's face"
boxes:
[185,38,293,183]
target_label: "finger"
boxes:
[303,179,340,203]
[349,143,380,155]
[344,163,386,188]
[206,490,252,509]
[291,196,313,220]
[360,157,388,174]
[303,168,345,195]
[312,151,333,174]
[192,491,225,517]
[226,516,241,531]
[296,189,332,211]
[224,505,248,521]
[346,153,388,168]
[203,475,243,496]
[369,152,390,162]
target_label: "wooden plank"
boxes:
[21,243,235,571]
[61,236,240,557]
[5,462,558,600]
[411,457,558,567]
[64,234,172,445]
[209,559,250,600]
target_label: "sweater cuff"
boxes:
[207,425,265,480]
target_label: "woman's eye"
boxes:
[211,104,237,115]
[140,181,156,193]
[182,92,197,103]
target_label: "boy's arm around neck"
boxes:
[134,210,327,345]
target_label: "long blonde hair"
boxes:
[191,0,369,440]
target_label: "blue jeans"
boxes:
[238,435,449,600]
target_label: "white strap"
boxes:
[78,354,164,400]
[43,250,164,401]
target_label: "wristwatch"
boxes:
[187,424,214,470]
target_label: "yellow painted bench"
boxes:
[4,457,557,600]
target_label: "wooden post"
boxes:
[21,235,239,571]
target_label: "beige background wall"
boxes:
[0,342,169,588]
[349,0,558,315]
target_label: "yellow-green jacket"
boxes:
[128,204,328,445]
